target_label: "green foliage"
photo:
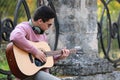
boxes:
[108,1,120,21]
[0,50,10,79]
[0,0,37,23]
[98,0,120,21]
[0,0,17,19]
[0,50,9,70]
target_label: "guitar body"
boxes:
[6,41,54,79]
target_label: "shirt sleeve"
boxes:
[10,25,38,55]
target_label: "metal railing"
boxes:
[97,0,120,66]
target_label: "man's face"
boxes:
[38,18,54,31]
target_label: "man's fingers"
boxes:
[39,53,47,62]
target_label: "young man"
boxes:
[10,5,70,80]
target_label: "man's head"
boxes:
[33,5,56,22]
[32,5,56,32]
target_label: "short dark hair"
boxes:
[33,5,56,22]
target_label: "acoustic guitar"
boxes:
[6,41,78,79]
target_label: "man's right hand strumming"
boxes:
[34,50,47,63]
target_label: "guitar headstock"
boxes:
[74,46,83,54]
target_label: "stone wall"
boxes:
[46,0,120,80]
[47,0,98,57]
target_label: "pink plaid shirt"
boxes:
[10,22,47,55]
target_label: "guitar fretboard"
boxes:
[45,49,77,56]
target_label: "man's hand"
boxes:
[34,50,47,63]
[59,48,70,59]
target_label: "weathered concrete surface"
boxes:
[61,71,120,80]
[51,53,114,76]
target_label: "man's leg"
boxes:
[35,71,61,80]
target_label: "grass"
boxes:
[0,49,11,79]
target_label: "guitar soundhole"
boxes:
[34,58,45,66]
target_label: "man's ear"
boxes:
[38,19,43,24]
[38,19,43,22]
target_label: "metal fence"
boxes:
[97,0,120,66]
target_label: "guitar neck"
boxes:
[45,49,77,56]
